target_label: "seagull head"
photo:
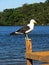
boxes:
[30,19,37,24]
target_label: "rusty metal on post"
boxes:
[25,38,33,65]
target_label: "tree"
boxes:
[0,0,49,26]
[45,0,49,3]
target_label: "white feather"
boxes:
[25,19,36,33]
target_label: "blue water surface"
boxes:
[0,26,49,65]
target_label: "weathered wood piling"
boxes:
[25,39,32,65]
[25,39,49,65]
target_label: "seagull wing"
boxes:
[10,26,30,35]
[16,26,30,34]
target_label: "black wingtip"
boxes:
[10,32,15,35]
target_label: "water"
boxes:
[0,26,49,65]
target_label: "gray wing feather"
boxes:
[17,26,30,33]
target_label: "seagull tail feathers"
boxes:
[10,32,16,35]
[10,32,23,35]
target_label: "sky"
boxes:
[0,0,46,11]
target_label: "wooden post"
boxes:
[25,39,33,65]
[25,39,49,65]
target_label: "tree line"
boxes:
[0,0,49,26]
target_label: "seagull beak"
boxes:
[34,21,37,24]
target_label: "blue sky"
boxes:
[0,0,46,11]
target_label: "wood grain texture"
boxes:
[25,39,33,65]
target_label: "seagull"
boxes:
[10,19,37,39]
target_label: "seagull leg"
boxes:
[25,33,29,39]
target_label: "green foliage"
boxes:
[0,0,49,26]
[45,0,49,3]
